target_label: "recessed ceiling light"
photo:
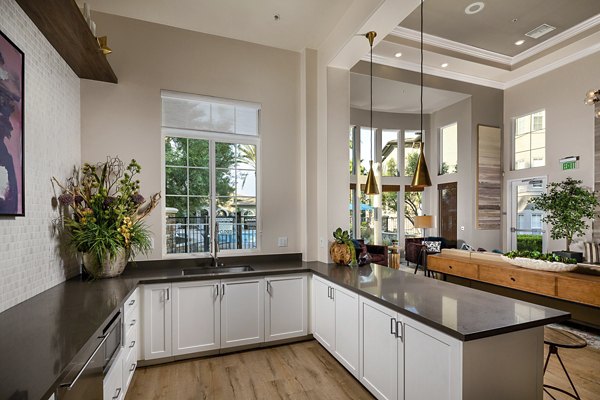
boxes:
[441,63,448,68]
[464,2,485,15]
[394,52,402,58]
[515,39,525,46]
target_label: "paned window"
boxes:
[514,110,545,170]
[162,91,259,254]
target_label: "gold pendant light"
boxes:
[364,31,379,195]
[411,0,432,188]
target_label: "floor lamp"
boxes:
[414,215,435,238]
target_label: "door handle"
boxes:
[390,317,397,335]
[396,320,403,341]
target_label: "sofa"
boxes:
[353,239,388,267]
[405,236,456,267]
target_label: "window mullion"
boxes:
[210,140,217,254]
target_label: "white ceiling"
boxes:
[78,0,353,51]
[350,73,471,113]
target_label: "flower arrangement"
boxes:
[53,157,160,278]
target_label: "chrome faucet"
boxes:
[211,221,220,267]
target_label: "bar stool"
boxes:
[543,326,587,400]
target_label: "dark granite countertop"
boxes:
[0,256,570,400]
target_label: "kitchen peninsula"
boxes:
[0,258,569,400]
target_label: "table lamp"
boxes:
[414,215,435,238]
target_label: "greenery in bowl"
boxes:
[504,250,577,264]
[332,228,357,265]
[53,157,160,264]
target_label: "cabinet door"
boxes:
[142,283,172,360]
[221,277,265,348]
[333,284,359,377]
[172,280,221,356]
[359,297,399,400]
[404,318,461,400]
[265,274,308,342]
[313,276,335,351]
[103,349,124,400]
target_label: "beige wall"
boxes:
[81,13,301,260]
[503,52,600,251]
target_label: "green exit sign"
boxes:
[562,161,577,170]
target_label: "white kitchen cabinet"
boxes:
[404,319,461,400]
[122,288,140,394]
[172,280,221,355]
[264,274,308,342]
[312,275,335,351]
[333,284,359,377]
[142,283,172,360]
[359,297,403,400]
[312,275,360,377]
[103,349,124,400]
[220,277,265,348]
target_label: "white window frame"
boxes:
[439,122,458,175]
[512,109,546,171]
[162,127,261,258]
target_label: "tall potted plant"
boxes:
[527,177,598,262]
[53,157,160,278]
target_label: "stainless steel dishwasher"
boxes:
[56,311,122,400]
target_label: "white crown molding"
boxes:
[390,14,600,67]
[504,40,600,88]
[513,14,600,64]
[391,26,512,65]
[363,54,506,89]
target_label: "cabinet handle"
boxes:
[327,286,331,299]
[129,340,136,348]
[390,317,397,335]
[128,299,135,306]
[510,277,516,282]
[215,284,219,298]
[267,281,272,295]
[448,265,453,269]
[165,288,170,301]
[330,288,334,301]
[130,363,136,372]
[113,387,121,399]
[396,320,403,342]
[129,319,136,327]
[222,283,225,298]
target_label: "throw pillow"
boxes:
[423,240,441,253]
[583,242,599,263]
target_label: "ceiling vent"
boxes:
[525,24,556,39]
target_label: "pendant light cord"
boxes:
[420,0,423,140]
[370,38,374,162]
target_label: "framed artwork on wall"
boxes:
[476,124,502,230]
[0,30,24,216]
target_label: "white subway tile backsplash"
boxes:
[0,0,81,313]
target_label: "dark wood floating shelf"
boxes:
[16,0,118,83]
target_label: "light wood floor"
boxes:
[126,339,600,400]
[125,340,374,400]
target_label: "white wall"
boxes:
[0,0,80,313]
[81,12,301,260]
[503,52,600,251]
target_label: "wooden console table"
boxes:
[428,254,600,327]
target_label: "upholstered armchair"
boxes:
[405,236,455,267]
[354,239,389,267]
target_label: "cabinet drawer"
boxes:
[124,323,138,355]
[428,258,478,279]
[122,339,138,393]
[124,306,139,338]
[479,265,556,296]
[124,288,139,317]
[103,349,124,400]
[557,277,600,307]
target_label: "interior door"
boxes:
[509,178,546,252]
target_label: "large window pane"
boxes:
[360,127,374,175]
[165,137,187,166]
[382,189,399,245]
[514,110,545,170]
[188,168,210,195]
[440,123,458,175]
[404,189,423,237]
[188,139,209,167]
[359,191,374,244]
[382,130,399,176]
[404,130,422,176]
[165,167,187,195]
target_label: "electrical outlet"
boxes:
[319,237,325,248]
[278,236,288,247]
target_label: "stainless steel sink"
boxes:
[181,265,254,276]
